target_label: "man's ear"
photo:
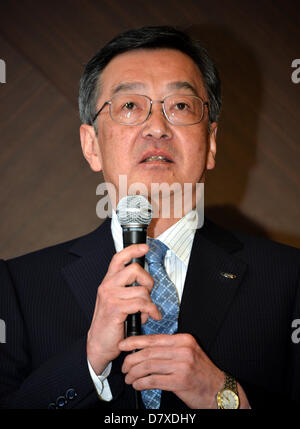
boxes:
[79,124,102,172]
[206,122,217,170]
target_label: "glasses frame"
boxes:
[92,93,209,126]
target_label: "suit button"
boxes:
[48,402,57,409]
[56,396,67,408]
[65,388,77,401]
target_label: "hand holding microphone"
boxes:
[86,196,161,376]
[116,195,152,337]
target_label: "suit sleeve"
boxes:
[0,259,116,409]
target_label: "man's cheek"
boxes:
[100,130,124,165]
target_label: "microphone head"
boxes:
[116,195,152,226]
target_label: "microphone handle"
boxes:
[122,226,147,337]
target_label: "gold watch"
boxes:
[217,373,240,409]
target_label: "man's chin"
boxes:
[107,172,198,204]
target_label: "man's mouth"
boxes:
[140,150,174,163]
[142,155,172,163]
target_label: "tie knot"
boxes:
[146,238,169,266]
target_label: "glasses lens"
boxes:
[110,94,149,125]
[164,95,204,125]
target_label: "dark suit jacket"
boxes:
[0,217,300,409]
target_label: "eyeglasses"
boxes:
[92,93,209,126]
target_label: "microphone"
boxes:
[116,195,152,337]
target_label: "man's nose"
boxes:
[141,103,172,140]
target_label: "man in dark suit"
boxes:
[0,26,300,410]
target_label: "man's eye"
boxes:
[123,102,136,110]
[175,102,189,110]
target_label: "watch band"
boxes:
[217,372,240,409]
[224,373,238,394]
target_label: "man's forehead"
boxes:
[110,81,199,97]
[98,48,205,97]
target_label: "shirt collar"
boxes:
[157,209,198,266]
[111,208,199,266]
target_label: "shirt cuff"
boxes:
[87,359,113,401]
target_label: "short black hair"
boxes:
[78,26,222,129]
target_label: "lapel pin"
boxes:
[220,272,237,279]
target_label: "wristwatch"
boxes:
[217,373,240,409]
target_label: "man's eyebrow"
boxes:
[111,82,146,96]
[166,81,198,96]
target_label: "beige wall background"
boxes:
[0,0,299,259]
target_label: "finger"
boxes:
[116,298,162,322]
[116,284,151,300]
[104,263,154,292]
[119,287,162,320]
[119,333,197,352]
[140,312,150,324]
[124,359,174,384]
[107,244,149,276]
[132,374,179,392]
[122,346,177,373]
[119,334,179,351]
[95,283,161,322]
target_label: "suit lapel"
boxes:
[61,218,115,324]
[178,219,248,354]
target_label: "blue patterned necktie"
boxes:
[141,238,179,409]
